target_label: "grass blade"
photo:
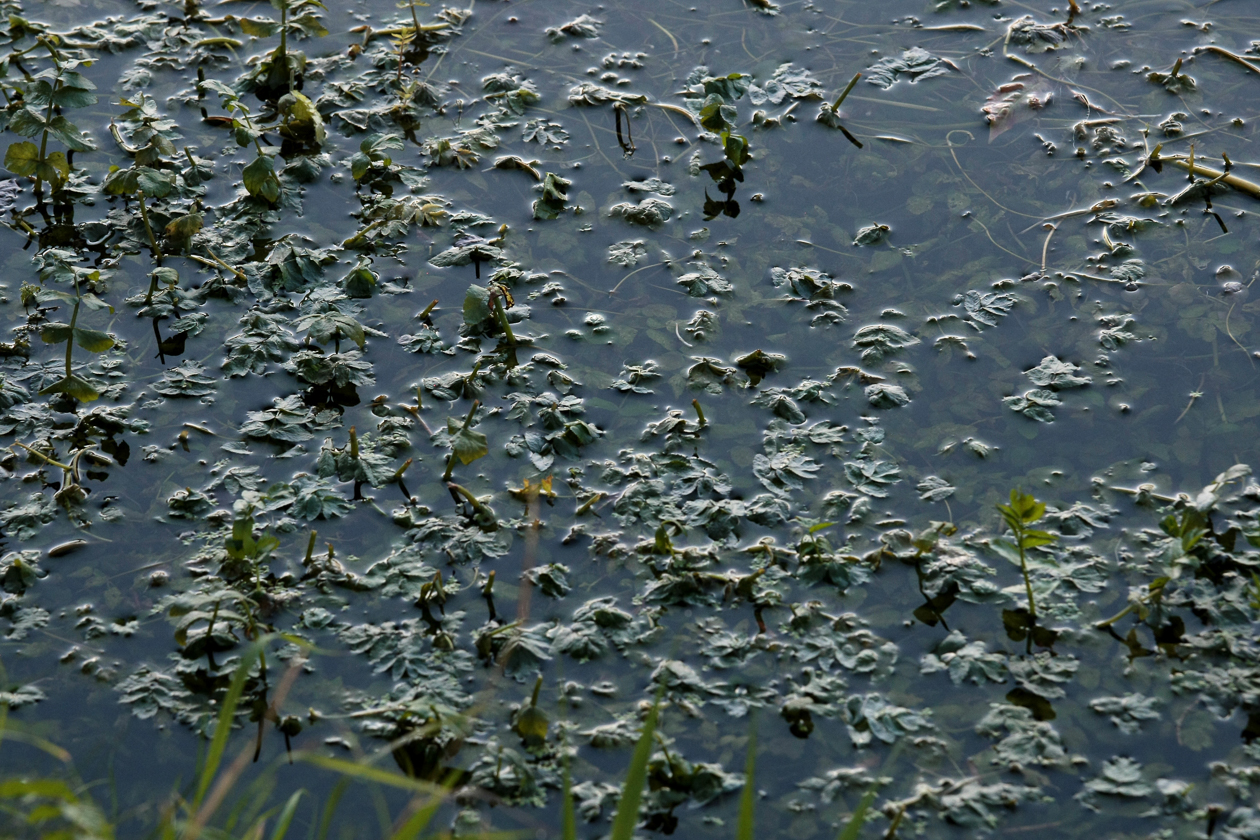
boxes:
[311,778,347,840]
[388,795,443,840]
[836,787,878,840]
[0,721,72,763]
[561,755,576,840]
[193,638,267,812]
[735,728,755,840]
[269,790,305,840]
[609,698,660,840]
[297,753,445,796]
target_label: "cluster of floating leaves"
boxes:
[2,0,1260,836]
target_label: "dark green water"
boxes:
[3,0,1260,837]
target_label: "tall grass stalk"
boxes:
[608,696,661,840]
[735,727,756,840]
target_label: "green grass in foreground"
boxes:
[2,648,874,840]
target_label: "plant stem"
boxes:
[831,72,861,111]
[279,1,288,83]
[35,80,57,195]
[408,0,423,35]
[691,398,707,427]
[1094,602,1135,629]
[64,298,79,377]
[1014,525,1037,620]
[575,492,604,516]
[109,121,141,155]
[12,441,72,471]
[1159,156,1260,199]
[144,271,159,307]
[491,290,516,345]
[341,219,383,247]
[447,481,491,519]
[189,250,247,282]
[136,190,163,262]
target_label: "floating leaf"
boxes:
[748,63,823,106]
[1024,356,1092,389]
[954,289,1016,330]
[532,172,571,220]
[736,349,786,386]
[1003,389,1061,422]
[1081,757,1154,800]
[852,223,890,246]
[852,324,919,364]
[864,48,956,89]
[608,239,648,267]
[546,14,602,41]
[1007,16,1077,54]
[1089,693,1161,734]
[609,197,673,228]
[865,382,909,408]
[917,475,955,501]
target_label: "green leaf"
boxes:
[36,289,77,306]
[36,152,70,188]
[278,91,326,145]
[165,212,204,241]
[199,77,240,104]
[226,510,280,561]
[448,417,488,466]
[237,16,281,36]
[736,349,785,386]
[243,153,281,203]
[7,107,48,138]
[991,538,1021,566]
[135,166,176,197]
[51,82,98,110]
[38,324,74,345]
[514,704,548,745]
[1020,530,1057,551]
[38,373,100,402]
[41,324,113,353]
[723,132,751,167]
[77,293,114,313]
[72,327,115,353]
[45,115,95,151]
[462,284,492,328]
[101,165,138,195]
[4,141,39,177]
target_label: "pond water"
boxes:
[3,0,1260,837]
